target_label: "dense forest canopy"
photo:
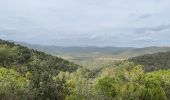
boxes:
[0,39,170,100]
[0,39,79,72]
[0,39,80,99]
[129,51,170,71]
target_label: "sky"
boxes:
[0,0,170,47]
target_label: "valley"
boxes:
[0,39,170,100]
[1,0,170,99]
[17,41,170,70]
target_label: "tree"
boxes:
[0,67,28,100]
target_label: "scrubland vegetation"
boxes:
[0,39,170,100]
[20,42,170,70]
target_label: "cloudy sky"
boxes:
[0,0,170,47]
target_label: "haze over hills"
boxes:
[15,41,170,69]
[1,39,170,100]
[1,0,170,99]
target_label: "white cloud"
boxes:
[134,37,155,41]
[0,0,170,47]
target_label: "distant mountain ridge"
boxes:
[15,41,170,57]
[15,41,133,54]
[14,41,170,69]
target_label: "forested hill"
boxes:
[0,39,81,99]
[15,41,170,69]
[129,51,170,71]
[0,39,79,72]
[0,39,170,100]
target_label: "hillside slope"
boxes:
[16,42,170,58]
[129,51,170,71]
[16,41,170,69]
[0,39,170,100]
[0,39,79,72]
[0,39,80,99]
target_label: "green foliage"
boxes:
[94,62,170,100]
[60,68,96,100]
[56,62,170,100]
[0,67,28,100]
[143,70,170,99]
[95,77,117,99]
[0,39,80,100]
[0,39,170,100]
[0,39,79,73]
[129,51,170,71]
[20,42,170,70]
